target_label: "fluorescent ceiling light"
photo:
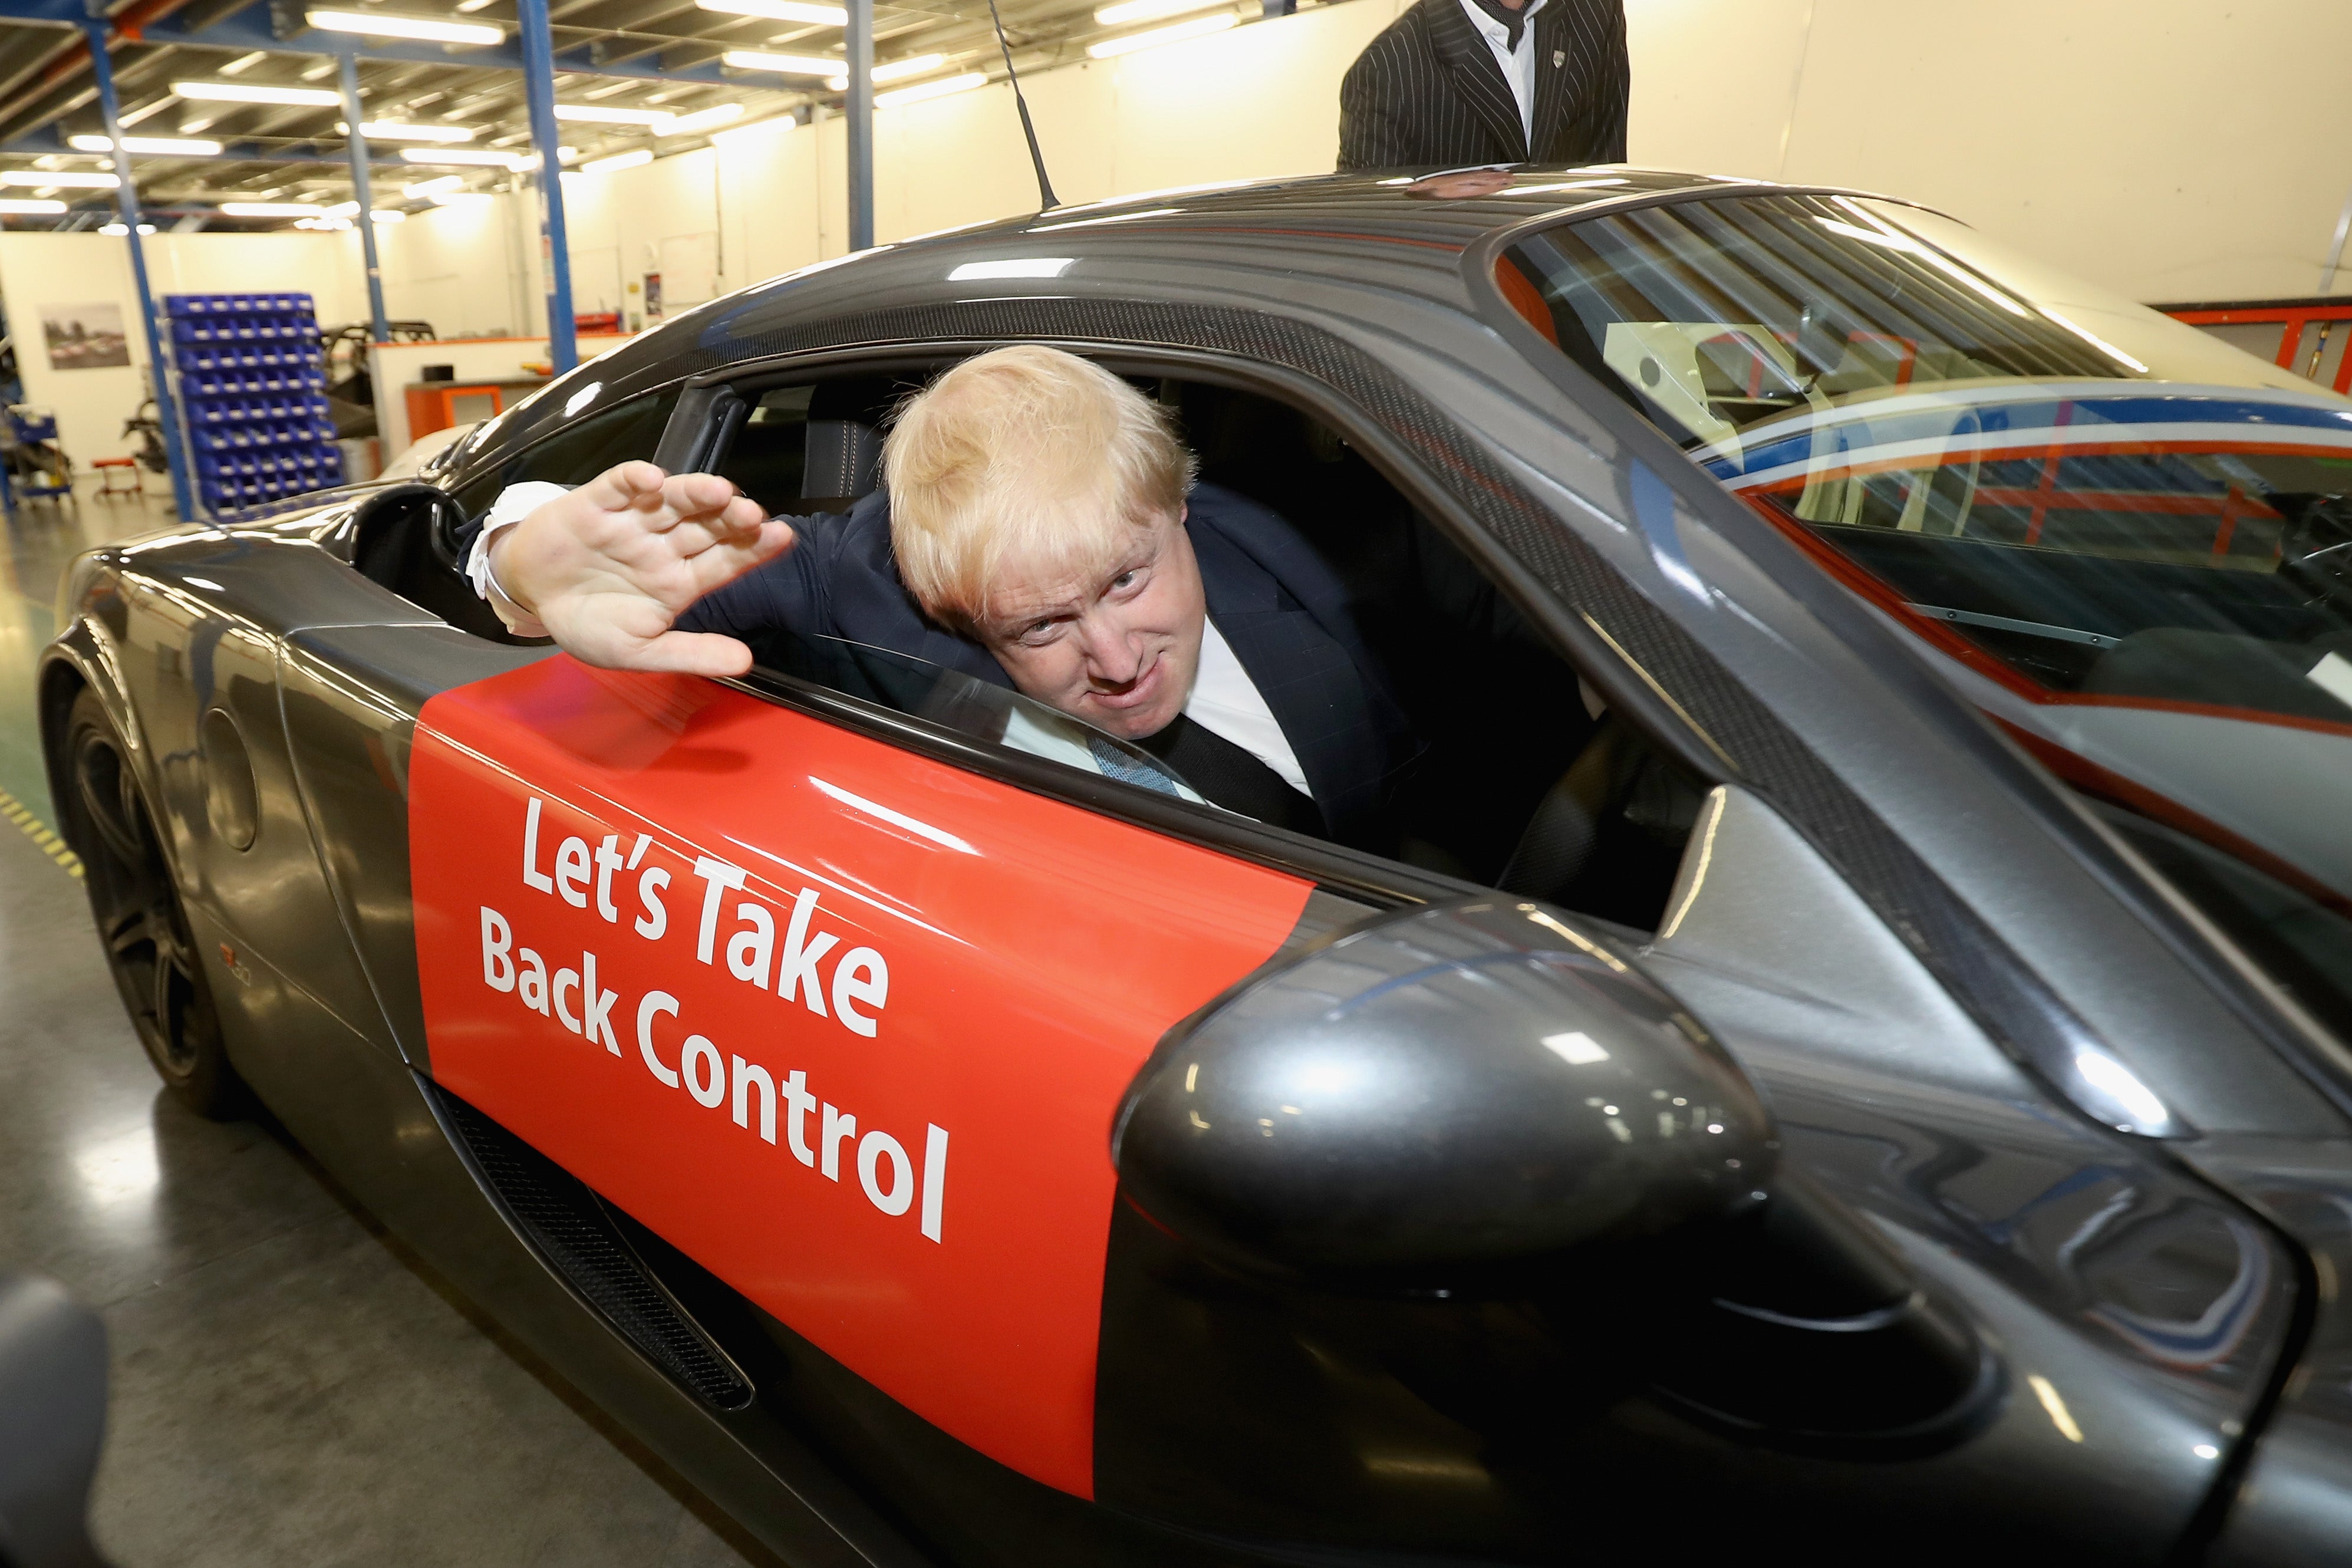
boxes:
[299,60,337,80]
[0,199,68,214]
[218,50,267,75]
[399,147,516,166]
[1,170,118,188]
[429,190,493,207]
[699,0,846,21]
[503,148,581,172]
[877,71,983,107]
[174,81,341,107]
[1094,0,1224,24]
[370,208,407,222]
[98,222,159,235]
[220,200,326,216]
[827,52,945,88]
[306,9,503,45]
[341,120,476,142]
[663,102,746,134]
[947,257,1073,281]
[454,0,494,9]
[1086,10,1236,55]
[709,114,796,146]
[68,133,223,155]
[723,50,842,75]
[554,104,676,127]
[581,148,653,174]
[402,174,465,196]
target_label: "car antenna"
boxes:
[983,0,1059,210]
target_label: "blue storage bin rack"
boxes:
[163,292,338,513]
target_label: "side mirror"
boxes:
[1111,899,1777,1286]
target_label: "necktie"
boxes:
[1088,736,1183,797]
[1468,0,1527,53]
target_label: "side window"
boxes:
[449,387,681,519]
[699,364,1704,933]
[760,630,1205,804]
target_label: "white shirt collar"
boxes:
[1457,0,1545,47]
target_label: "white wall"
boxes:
[372,195,533,339]
[0,230,363,471]
[1629,0,2352,305]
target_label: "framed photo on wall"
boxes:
[41,302,131,371]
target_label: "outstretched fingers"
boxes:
[684,518,796,595]
[579,460,671,512]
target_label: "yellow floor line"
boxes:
[0,785,84,879]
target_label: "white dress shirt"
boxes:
[1455,0,1549,150]
[464,480,571,604]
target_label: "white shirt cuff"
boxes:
[464,482,575,601]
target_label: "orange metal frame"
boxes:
[2162,297,2352,395]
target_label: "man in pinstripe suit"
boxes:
[1337,0,1628,171]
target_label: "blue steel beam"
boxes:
[336,48,388,341]
[0,0,87,22]
[85,16,197,522]
[845,0,870,251]
[516,0,575,373]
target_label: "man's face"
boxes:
[971,509,1205,741]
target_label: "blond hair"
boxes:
[884,345,1195,629]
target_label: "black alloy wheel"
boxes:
[64,686,245,1118]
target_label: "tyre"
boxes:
[62,686,246,1118]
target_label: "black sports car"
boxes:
[41,167,2352,1566]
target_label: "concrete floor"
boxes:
[0,488,777,1567]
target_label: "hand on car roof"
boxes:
[486,462,792,676]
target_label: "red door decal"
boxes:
[410,657,1310,1497]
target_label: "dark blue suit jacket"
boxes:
[678,483,1417,845]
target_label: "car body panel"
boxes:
[411,655,1313,1497]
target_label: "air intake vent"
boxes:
[423,1080,755,1412]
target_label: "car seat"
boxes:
[799,377,907,513]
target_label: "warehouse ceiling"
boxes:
[0,0,1290,230]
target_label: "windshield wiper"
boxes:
[1905,602,2119,649]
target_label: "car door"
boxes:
[405,653,1320,1500]
[387,344,1694,1536]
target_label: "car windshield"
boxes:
[1498,193,2352,1041]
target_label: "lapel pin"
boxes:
[1552,48,1565,67]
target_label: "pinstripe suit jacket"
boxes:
[1337,0,1628,172]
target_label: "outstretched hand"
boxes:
[485,462,794,676]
